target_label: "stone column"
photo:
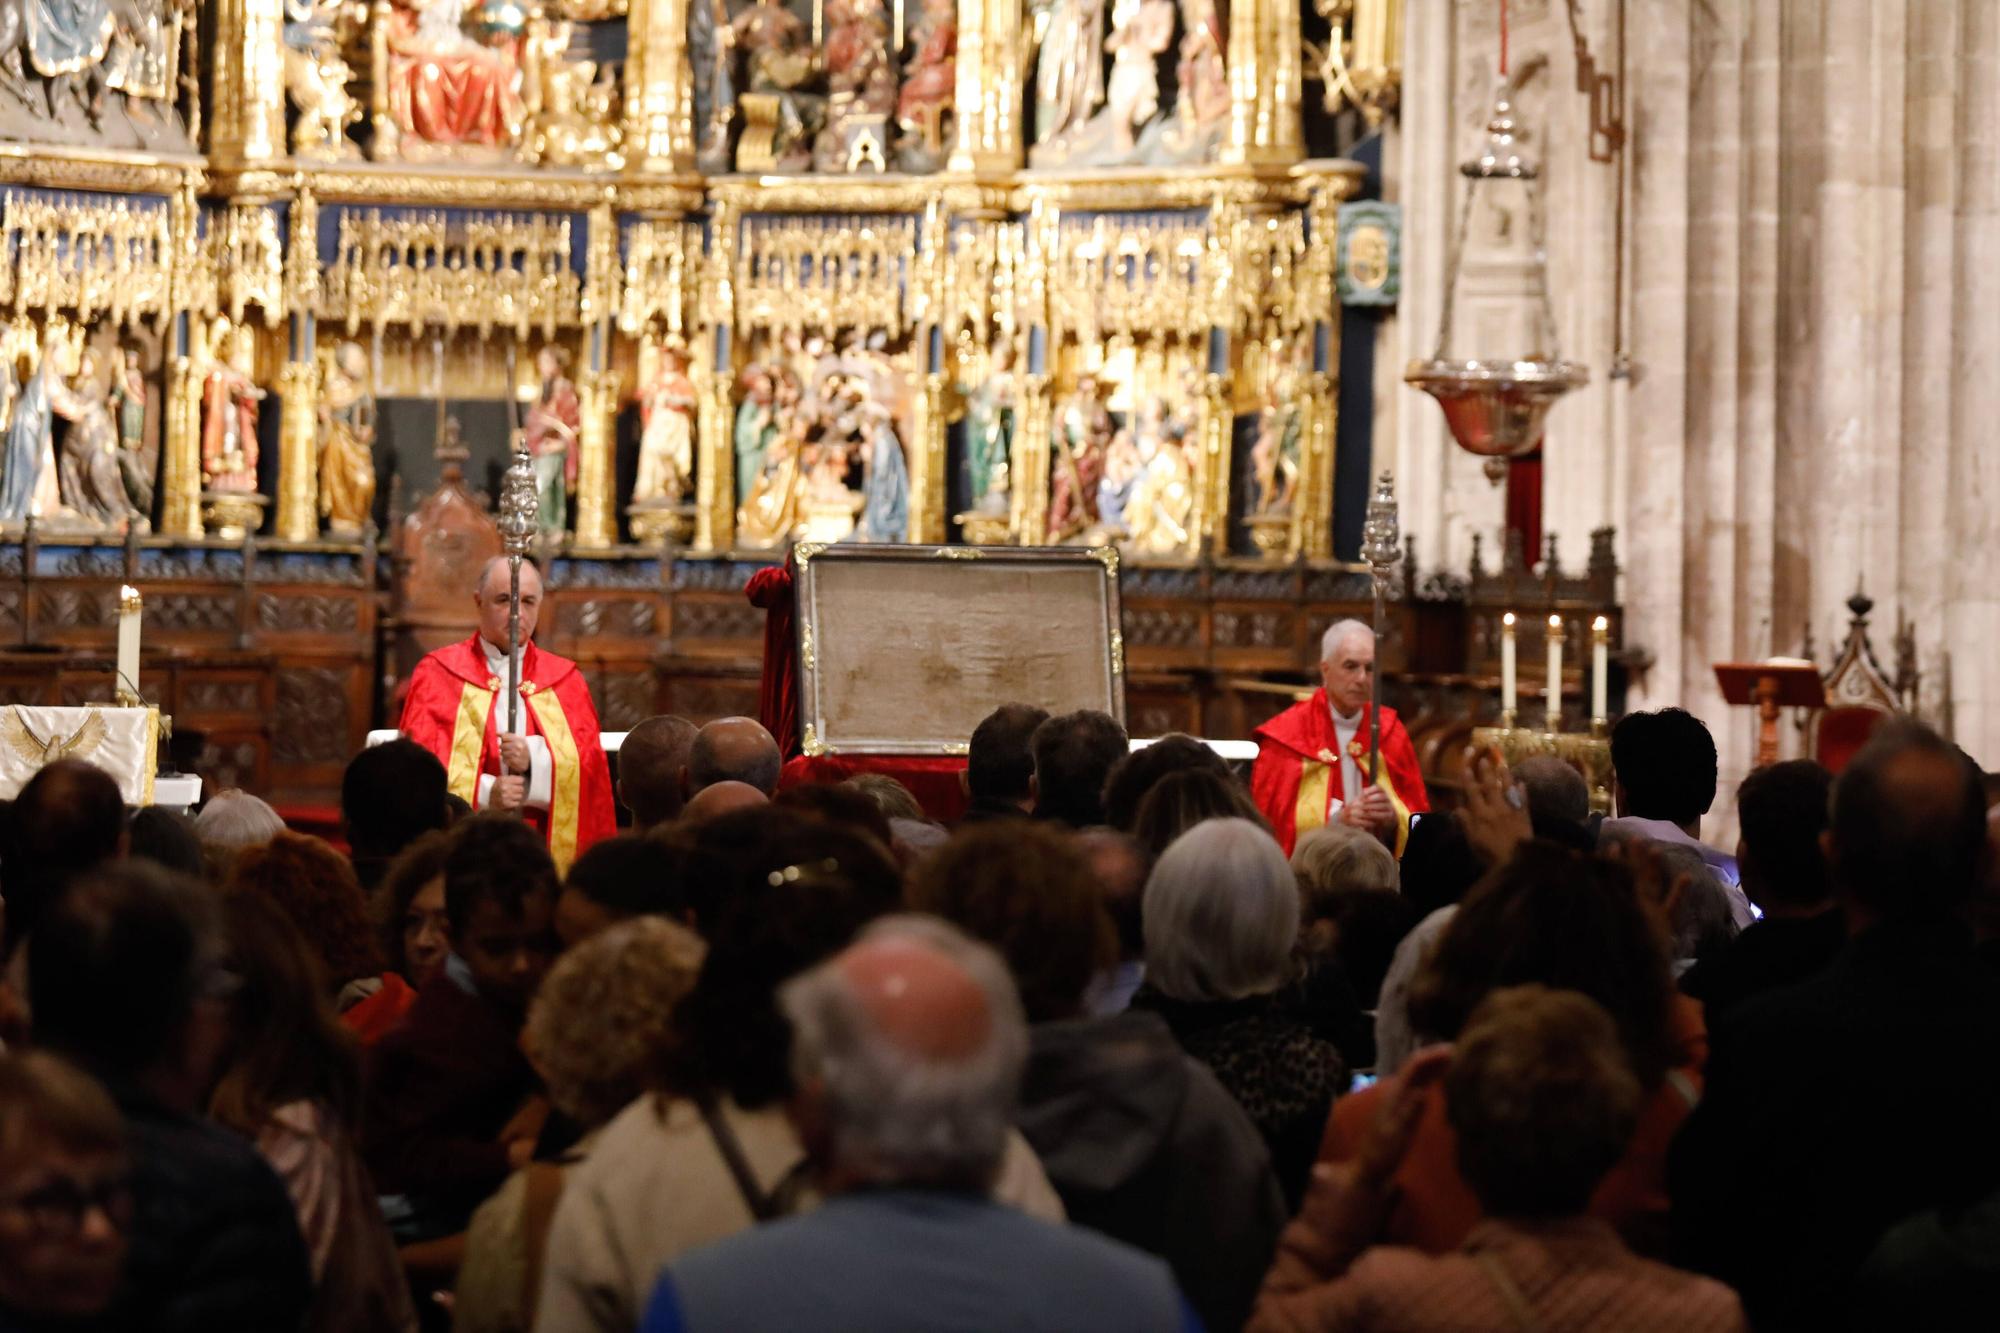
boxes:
[209,0,286,164]
[1945,0,2000,747]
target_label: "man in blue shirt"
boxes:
[642,915,1201,1333]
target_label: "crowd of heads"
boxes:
[0,697,1993,1333]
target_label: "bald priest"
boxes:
[1251,619,1429,856]
[399,556,615,873]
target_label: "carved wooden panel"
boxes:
[555,598,659,639]
[38,588,118,630]
[591,670,659,732]
[274,667,353,766]
[144,592,238,635]
[1123,607,1203,650]
[1214,610,1290,649]
[256,593,361,635]
[658,672,760,723]
[672,598,764,642]
[181,679,264,715]
[195,736,267,796]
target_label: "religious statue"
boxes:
[736,413,808,547]
[379,0,527,159]
[524,344,580,536]
[200,322,264,495]
[317,340,377,537]
[1047,375,1112,542]
[52,348,140,529]
[1096,427,1140,536]
[1101,0,1174,155]
[0,341,64,524]
[962,337,1015,515]
[108,348,152,515]
[1123,396,1196,554]
[1248,389,1301,518]
[1163,0,1228,158]
[895,0,955,171]
[732,364,778,505]
[633,339,696,505]
[732,0,824,171]
[283,0,363,158]
[689,0,736,169]
[521,16,622,169]
[1030,0,1105,153]
[856,401,906,543]
[813,0,896,171]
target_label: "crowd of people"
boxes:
[0,696,1996,1332]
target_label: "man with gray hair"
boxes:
[1250,617,1429,855]
[640,917,1197,1333]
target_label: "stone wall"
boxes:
[1382,0,2000,798]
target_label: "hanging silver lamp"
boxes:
[1406,95,1588,484]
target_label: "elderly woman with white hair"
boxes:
[192,789,287,879]
[1131,817,1348,1208]
[1287,825,1419,1068]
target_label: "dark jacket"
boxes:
[361,969,538,1229]
[1669,915,2000,1331]
[1019,1010,1287,1333]
[1677,907,1846,1021]
[1131,988,1348,1211]
[105,1077,312,1333]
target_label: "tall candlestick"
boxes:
[1591,615,1610,726]
[1546,614,1564,730]
[117,585,142,704]
[1500,612,1518,722]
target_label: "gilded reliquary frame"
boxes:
[793,542,1126,756]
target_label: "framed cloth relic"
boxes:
[793,544,1125,756]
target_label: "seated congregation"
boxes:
[1,698,1997,1333]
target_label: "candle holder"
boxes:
[1471,723,1615,816]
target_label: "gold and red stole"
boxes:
[399,635,615,874]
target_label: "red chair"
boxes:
[1808,589,1918,775]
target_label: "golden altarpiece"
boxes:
[0,0,1617,810]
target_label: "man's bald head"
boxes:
[1831,720,1988,920]
[618,715,699,829]
[1514,754,1591,829]
[682,779,769,825]
[779,916,1027,1192]
[473,555,543,650]
[838,934,992,1060]
[688,717,783,797]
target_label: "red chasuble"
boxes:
[399,634,615,874]
[1251,689,1430,857]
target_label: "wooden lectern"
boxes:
[1715,660,1827,767]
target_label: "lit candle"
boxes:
[117,585,142,703]
[1500,612,1518,720]
[1592,615,1610,723]
[1546,614,1564,730]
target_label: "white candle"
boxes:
[1500,612,1517,718]
[1592,615,1610,722]
[117,585,142,702]
[1546,614,1564,730]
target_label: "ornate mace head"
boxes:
[1362,470,1401,579]
[498,445,539,557]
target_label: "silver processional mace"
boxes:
[1361,471,1401,784]
[497,349,540,775]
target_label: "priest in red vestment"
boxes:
[398,556,614,874]
[1251,619,1429,856]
